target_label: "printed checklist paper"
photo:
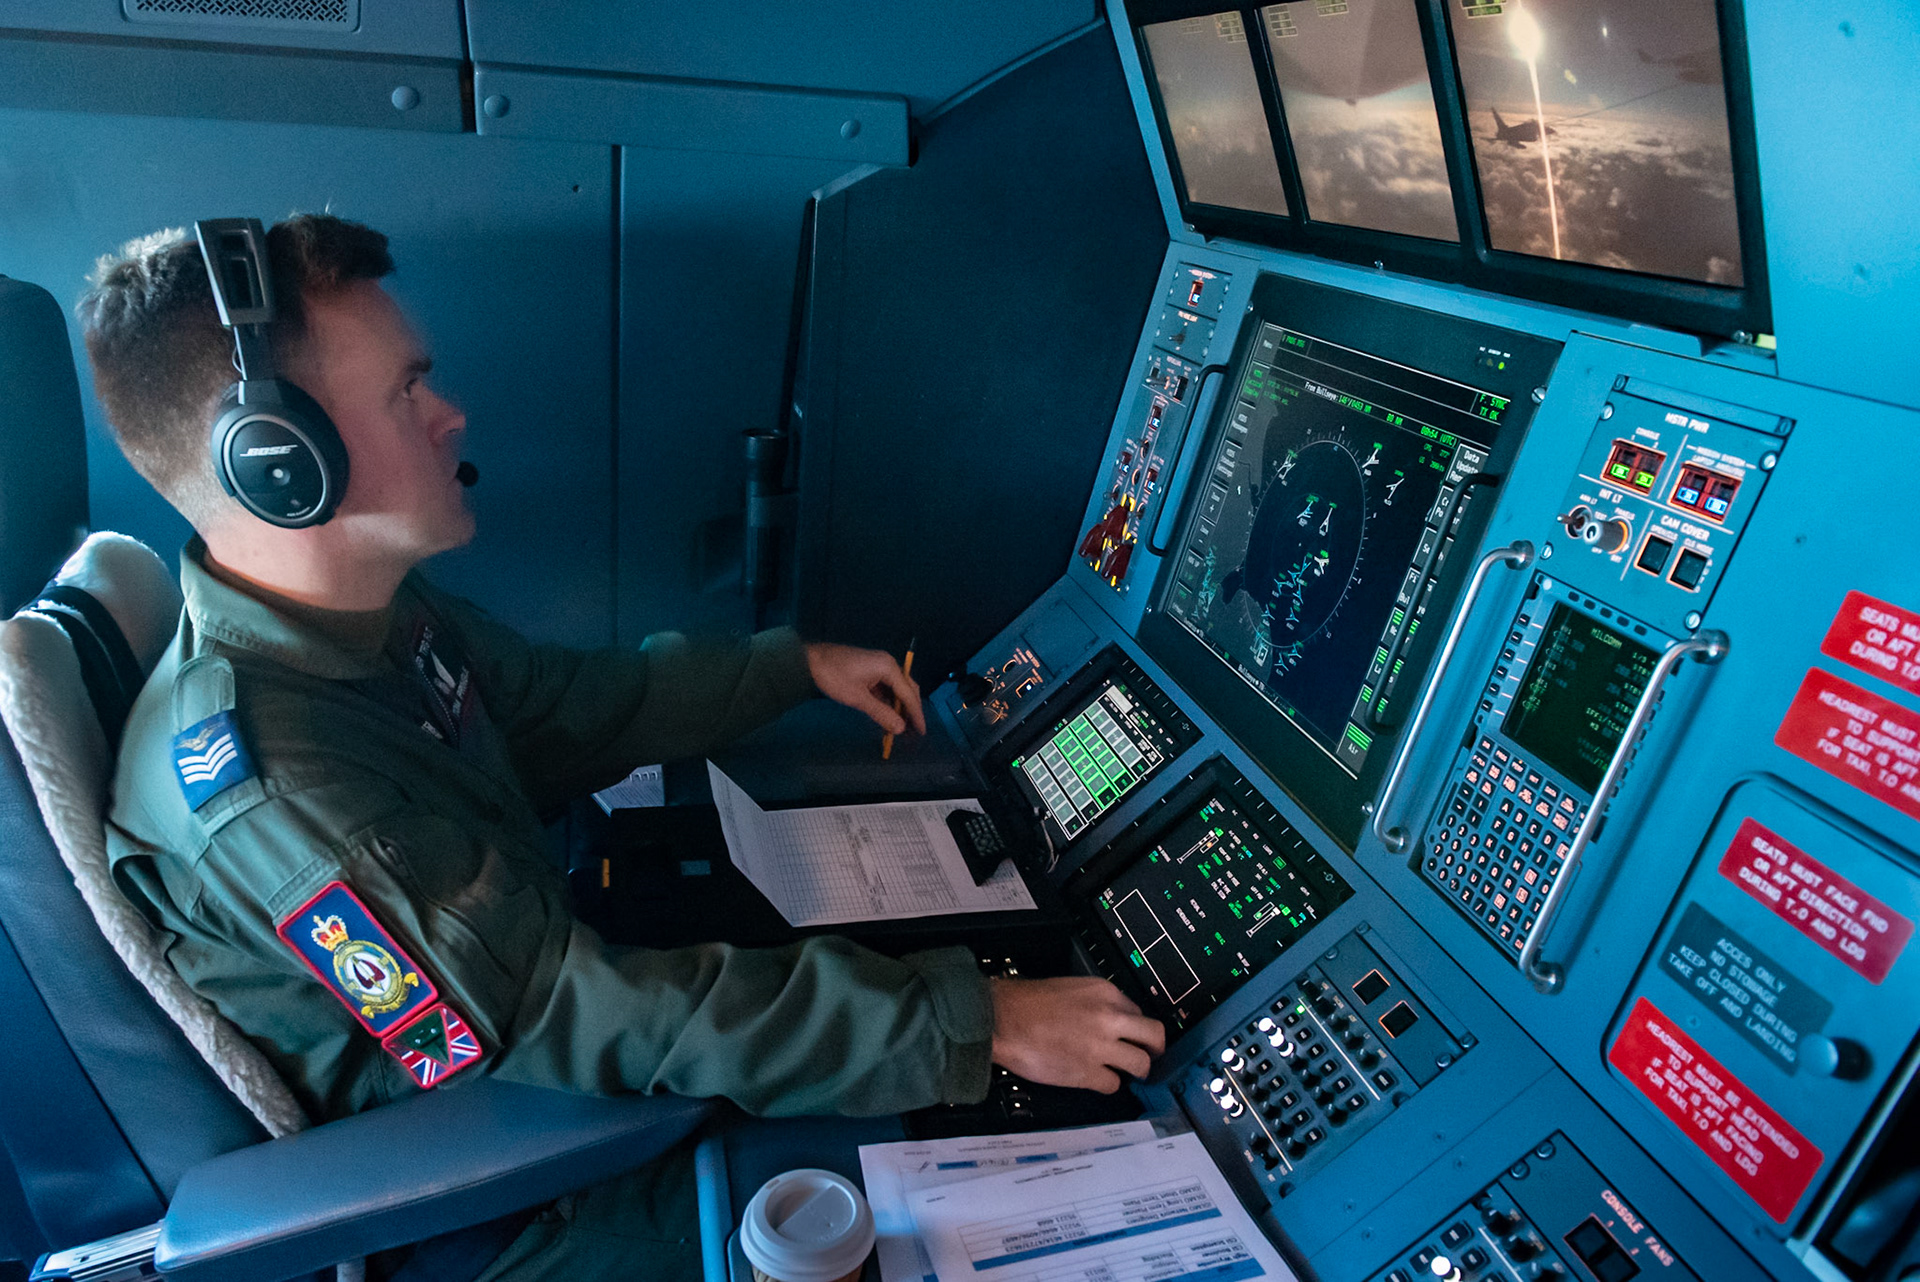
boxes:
[708,763,1035,927]
[907,1133,1297,1282]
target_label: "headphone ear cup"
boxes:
[209,379,350,528]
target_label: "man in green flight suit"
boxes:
[82,214,1165,1280]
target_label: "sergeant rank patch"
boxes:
[171,710,256,809]
[277,881,484,1088]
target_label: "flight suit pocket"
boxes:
[357,815,559,1037]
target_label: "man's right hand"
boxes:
[988,976,1167,1094]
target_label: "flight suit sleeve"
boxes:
[198,787,995,1118]
[423,584,817,809]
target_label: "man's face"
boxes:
[284,279,474,560]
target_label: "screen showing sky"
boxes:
[1450,0,1742,284]
[1261,1,1458,242]
[1144,14,1292,216]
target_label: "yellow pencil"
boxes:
[881,640,916,760]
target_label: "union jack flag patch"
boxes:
[382,1003,483,1088]
[172,711,256,809]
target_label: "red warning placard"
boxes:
[1609,997,1822,1223]
[1719,818,1915,984]
[1823,591,1920,697]
[1775,669,1920,823]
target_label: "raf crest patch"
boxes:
[171,711,256,809]
[277,881,439,1037]
[277,882,484,1088]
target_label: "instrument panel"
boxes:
[938,245,1920,1282]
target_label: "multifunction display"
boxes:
[1164,321,1507,777]
[1505,603,1660,794]
[996,649,1200,847]
[1080,766,1352,1031]
[1013,679,1166,841]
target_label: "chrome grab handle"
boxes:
[1519,629,1730,994]
[1371,541,1535,854]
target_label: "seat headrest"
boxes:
[17,533,181,749]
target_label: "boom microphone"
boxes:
[456,461,479,487]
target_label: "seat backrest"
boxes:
[0,279,284,1260]
[0,277,89,615]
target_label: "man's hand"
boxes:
[989,976,1167,1093]
[806,642,926,736]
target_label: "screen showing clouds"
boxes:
[1450,0,1742,284]
[1145,14,1292,217]
[1262,1,1458,242]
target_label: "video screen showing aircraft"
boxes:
[1259,0,1459,242]
[1143,13,1292,217]
[1450,0,1743,285]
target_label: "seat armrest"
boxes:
[154,1078,715,1282]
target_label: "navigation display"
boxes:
[1089,785,1350,1031]
[1504,603,1660,793]
[1163,321,1508,778]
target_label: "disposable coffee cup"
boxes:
[739,1168,876,1282]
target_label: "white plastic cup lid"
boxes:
[739,1168,876,1282]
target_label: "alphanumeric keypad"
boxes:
[1418,736,1584,958]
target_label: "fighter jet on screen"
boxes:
[1488,107,1559,148]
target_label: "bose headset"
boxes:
[195,217,350,528]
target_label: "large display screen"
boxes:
[1450,0,1743,285]
[1088,785,1350,1031]
[1162,321,1507,778]
[1141,13,1291,216]
[1504,603,1660,794]
[1259,0,1458,242]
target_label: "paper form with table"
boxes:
[859,1122,1160,1282]
[904,1133,1297,1282]
[708,763,1036,927]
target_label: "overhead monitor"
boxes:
[1449,0,1744,286]
[1141,12,1291,217]
[1126,0,1769,337]
[1140,272,1562,848]
[1259,0,1458,242]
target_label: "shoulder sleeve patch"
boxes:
[276,881,483,1088]
[383,1003,483,1088]
[172,711,257,809]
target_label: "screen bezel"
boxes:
[1128,0,1771,341]
[1137,270,1563,849]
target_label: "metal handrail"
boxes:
[1518,629,1730,993]
[1370,541,1535,853]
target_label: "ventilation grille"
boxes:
[123,0,359,30]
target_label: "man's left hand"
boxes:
[806,642,925,736]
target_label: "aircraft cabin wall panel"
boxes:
[612,146,850,643]
[0,0,462,56]
[463,0,1100,117]
[0,108,619,647]
[1746,1,1920,412]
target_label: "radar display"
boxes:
[1165,323,1507,776]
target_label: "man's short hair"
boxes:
[76,214,394,526]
